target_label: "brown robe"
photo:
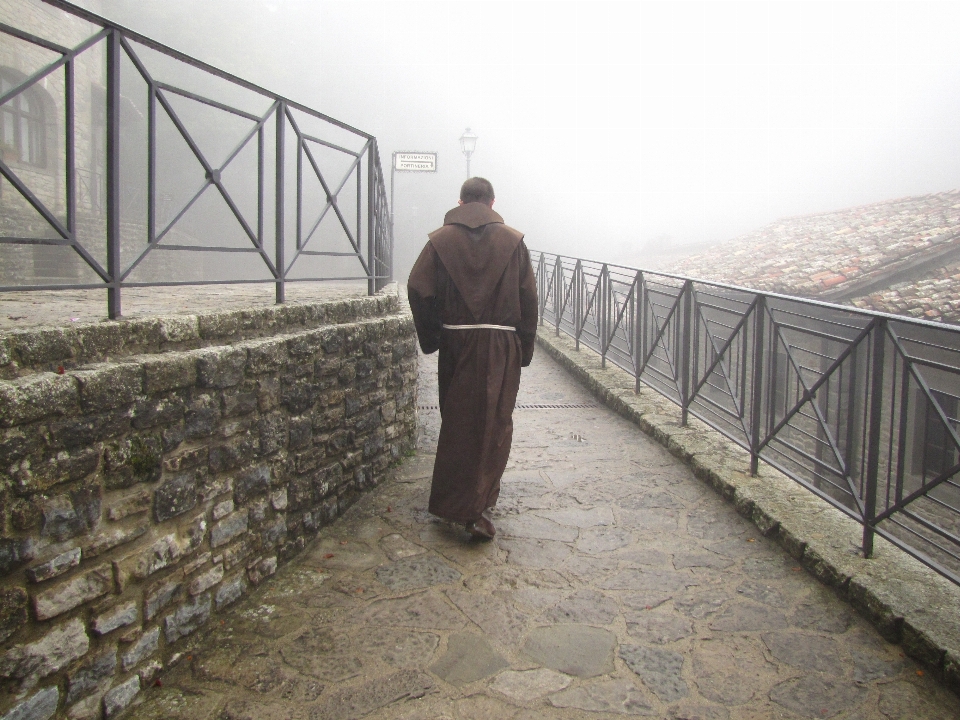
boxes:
[407,202,538,523]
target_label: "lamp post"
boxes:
[459,128,478,180]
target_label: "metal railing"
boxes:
[0,0,392,318]
[533,251,960,586]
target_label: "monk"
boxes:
[407,177,538,539]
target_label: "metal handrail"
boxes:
[0,0,393,317]
[533,250,960,586]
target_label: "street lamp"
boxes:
[459,128,478,179]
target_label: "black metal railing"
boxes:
[533,251,960,586]
[0,0,392,318]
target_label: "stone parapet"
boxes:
[536,326,960,699]
[0,290,418,719]
[0,292,400,380]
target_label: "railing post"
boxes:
[600,264,609,368]
[862,318,887,558]
[105,29,121,318]
[554,256,562,337]
[750,296,767,476]
[537,254,546,326]
[367,142,375,296]
[574,260,582,350]
[680,279,693,426]
[634,271,642,392]
[275,101,285,304]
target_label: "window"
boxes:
[0,71,46,167]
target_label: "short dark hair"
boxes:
[460,177,495,204]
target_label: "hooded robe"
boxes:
[407,202,538,523]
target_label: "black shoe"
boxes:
[465,516,496,539]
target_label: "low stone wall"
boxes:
[536,326,960,699]
[0,289,418,719]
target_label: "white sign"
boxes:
[394,152,437,172]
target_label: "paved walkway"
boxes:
[133,349,959,720]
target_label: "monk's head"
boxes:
[458,177,495,208]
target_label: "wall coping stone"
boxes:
[536,325,960,698]
[0,287,401,379]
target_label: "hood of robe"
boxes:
[428,202,525,322]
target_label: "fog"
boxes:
[82,0,960,278]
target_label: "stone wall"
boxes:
[0,290,418,719]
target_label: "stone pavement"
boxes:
[130,348,959,720]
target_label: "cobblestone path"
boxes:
[134,349,959,720]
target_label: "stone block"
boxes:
[196,347,247,389]
[293,446,326,475]
[1,686,59,720]
[144,574,183,621]
[270,489,288,511]
[16,448,100,494]
[0,372,78,427]
[102,675,139,718]
[74,363,142,412]
[114,534,181,587]
[213,498,234,520]
[107,490,151,521]
[344,392,362,417]
[0,538,36,575]
[92,602,138,636]
[158,315,199,344]
[162,446,208,474]
[353,409,380,434]
[197,474,232,503]
[137,660,162,686]
[83,525,147,559]
[40,487,101,542]
[257,376,280,413]
[215,573,246,609]
[162,424,185,453]
[132,394,186,431]
[121,627,159,671]
[48,409,131,453]
[0,428,38,472]
[281,378,323,416]
[183,394,220,440]
[188,564,223,596]
[142,353,196,394]
[261,517,287,547]
[182,551,211,577]
[234,465,270,505]
[246,338,286,374]
[179,514,207,554]
[249,498,268,524]
[163,593,211,643]
[287,415,312,450]
[33,564,112,621]
[153,473,197,522]
[0,587,28,644]
[66,648,117,704]
[207,434,256,474]
[247,555,277,586]
[363,430,386,459]
[7,497,42,533]
[0,617,89,688]
[221,540,252,570]
[222,386,257,417]
[198,310,241,339]
[211,510,249,548]
[218,414,255,439]
[103,435,162,489]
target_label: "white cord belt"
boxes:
[442,323,516,331]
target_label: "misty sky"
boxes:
[84,0,960,275]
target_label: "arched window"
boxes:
[0,70,47,167]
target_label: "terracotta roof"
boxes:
[662,191,960,324]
